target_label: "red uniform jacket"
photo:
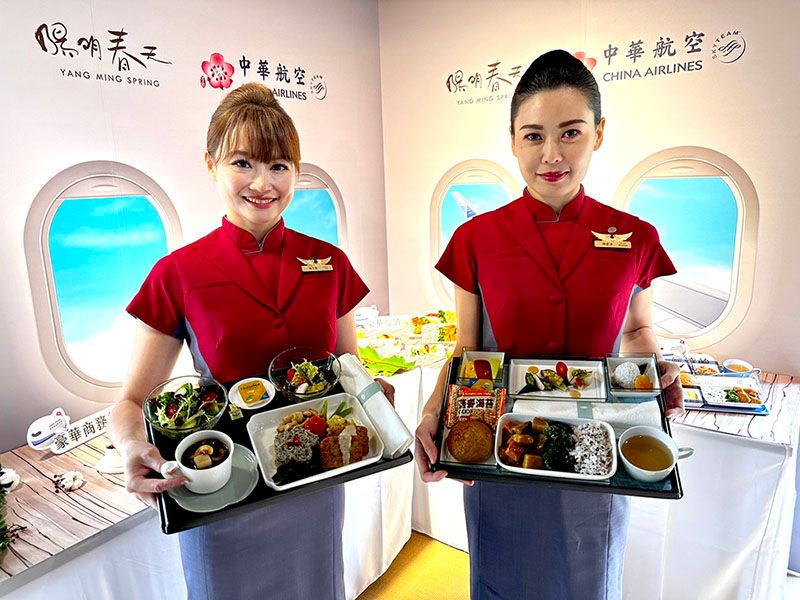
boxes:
[128,219,368,382]
[436,189,675,358]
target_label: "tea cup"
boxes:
[160,430,234,494]
[618,426,693,483]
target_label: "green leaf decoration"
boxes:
[358,345,416,377]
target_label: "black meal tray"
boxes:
[147,381,413,534]
[432,357,683,500]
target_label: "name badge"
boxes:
[298,257,333,272]
[592,230,632,249]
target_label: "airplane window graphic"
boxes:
[628,176,738,336]
[49,195,168,381]
[440,182,511,253]
[284,188,339,246]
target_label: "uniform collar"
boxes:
[522,186,585,222]
[222,217,285,253]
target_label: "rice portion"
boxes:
[570,423,613,475]
[613,362,640,389]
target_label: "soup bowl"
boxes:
[160,430,234,494]
[618,426,694,483]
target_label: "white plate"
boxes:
[696,375,763,407]
[495,413,617,480]
[606,355,662,398]
[509,359,606,400]
[246,393,384,491]
[166,444,259,513]
[229,378,275,410]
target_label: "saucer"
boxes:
[166,444,259,513]
[229,378,275,410]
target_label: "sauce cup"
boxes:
[618,426,693,483]
[160,430,234,494]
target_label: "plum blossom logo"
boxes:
[201,53,234,89]
[573,51,597,71]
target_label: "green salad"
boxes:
[148,382,224,430]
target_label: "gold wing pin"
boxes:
[298,256,334,272]
[591,231,632,249]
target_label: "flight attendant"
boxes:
[110,82,390,600]
[415,50,683,599]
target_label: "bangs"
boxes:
[215,105,300,167]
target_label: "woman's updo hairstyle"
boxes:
[207,82,301,171]
[510,50,602,132]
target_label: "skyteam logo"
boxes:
[712,30,746,64]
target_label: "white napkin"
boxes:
[512,399,662,436]
[338,353,414,458]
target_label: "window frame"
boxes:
[430,159,519,304]
[614,146,758,347]
[24,161,181,401]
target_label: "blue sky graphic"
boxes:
[628,177,737,291]
[283,189,339,246]
[50,195,167,344]
[440,183,512,252]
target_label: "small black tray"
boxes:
[147,381,413,534]
[432,357,683,499]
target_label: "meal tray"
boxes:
[432,357,684,500]
[147,382,412,534]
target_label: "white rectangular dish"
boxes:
[246,392,384,491]
[495,412,617,481]
[508,359,606,401]
[696,375,763,407]
[606,354,662,398]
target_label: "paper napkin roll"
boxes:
[338,353,414,458]
[512,399,663,435]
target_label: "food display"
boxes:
[679,372,699,387]
[181,438,230,470]
[509,359,606,400]
[446,420,494,464]
[246,393,384,492]
[495,414,616,480]
[144,376,227,439]
[696,375,764,408]
[270,399,369,485]
[605,355,661,398]
[229,377,275,410]
[268,346,341,402]
[444,385,507,428]
[458,350,505,387]
[693,364,720,375]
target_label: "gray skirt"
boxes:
[464,482,630,600]
[179,486,345,600]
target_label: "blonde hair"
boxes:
[206,82,301,170]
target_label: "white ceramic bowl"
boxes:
[618,426,693,483]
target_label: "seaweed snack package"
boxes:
[444,384,507,429]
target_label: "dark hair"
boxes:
[207,82,301,170]
[510,50,601,132]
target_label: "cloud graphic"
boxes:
[54,225,163,249]
[89,197,149,217]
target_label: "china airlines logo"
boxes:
[573,52,597,71]
[200,53,234,89]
